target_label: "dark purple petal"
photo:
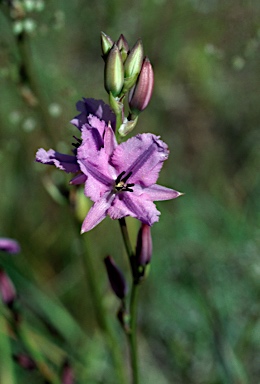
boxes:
[111,133,169,187]
[71,98,116,131]
[81,192,115,233]
[0,238,20,254]
[69,173,87,185]
[36,149,80,173]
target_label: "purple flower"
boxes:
[36,98,181,233]
[0,238,20,254]
[36,98,116,185]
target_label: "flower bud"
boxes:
[61,360,74,384]
[116,34,129,63]
[104,44,124,97]
[128,57,154,115]
[104,256,128,299]
[0,268,17,307]
[124,39,143,79]
[100,31,114,59]
[13,354,36,371]
[135,224,152,266]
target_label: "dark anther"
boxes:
[121,172,132,183]
[115,171,134,193]
[115,171,126,184]
[72,136,82,149]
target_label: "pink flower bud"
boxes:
[135,224,152,266]
[13,354,36,371]
[0,268,16,307]
[61,360,74,384]
[128,57,154,115]
[104,256,128,299]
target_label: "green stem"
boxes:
[119,218,134,259]
[128,283,140,384]
[119,218,140,384]
[80,235,127,384]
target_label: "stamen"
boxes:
[115,171,126,184]
[114,171,134,193]
[121,172,132,183]
[72,136,82,148]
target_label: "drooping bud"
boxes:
[104,44,124,97]
[128,57,154,116]
[0,268,17,307]
[116,34,129,63]
[100,31,114,59]
[0,238,20,254]
[104,256,128,299]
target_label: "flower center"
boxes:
[114,171,134,193]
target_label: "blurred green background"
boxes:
[0,0,260,383]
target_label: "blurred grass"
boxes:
[0,0,260,383]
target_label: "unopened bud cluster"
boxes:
[101,32,154,136]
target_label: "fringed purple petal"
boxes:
[81,192,115,233]
[71,98,116,131]
[111,133,169,187]
[36,149,80,173]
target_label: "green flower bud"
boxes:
[116,34,129,63]
[124,39,143,78]
[101,31,114,58]
[104,44,124,97]
[128,57,154,115]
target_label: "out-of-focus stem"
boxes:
[79,233,127,384]
[0,304,16,384]
[128,283,139,384]
[119,218,140,384]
